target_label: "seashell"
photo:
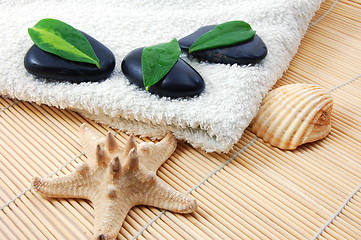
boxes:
[251,83,333,150]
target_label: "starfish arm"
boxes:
[138,132,177,171]
[92,196,133,240]
[138,174,197,214]
[32,172,92,199]
[79,123,104,164]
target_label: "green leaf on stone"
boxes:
[28,18,101,69]
[141,38,181,91]
[189,20,256,53]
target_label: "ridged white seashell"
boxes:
[251,83,333,150]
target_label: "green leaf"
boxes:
[189,20,256,53]
[28,18,101,69]
[141,38,181,91]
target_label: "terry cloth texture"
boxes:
[0,0,322,152]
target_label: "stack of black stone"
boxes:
[25,24,267,98]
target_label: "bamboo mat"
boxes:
[1,0,361,239]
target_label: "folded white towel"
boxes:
[0,0,322,152]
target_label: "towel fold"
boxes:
[0,0,322,152]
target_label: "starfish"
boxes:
[32,123,197,240]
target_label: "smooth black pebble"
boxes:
[24,32,115,83]
[121,48,205,98]
[179,25,268,65]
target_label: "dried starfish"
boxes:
[32,123,197,240]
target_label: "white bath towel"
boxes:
[0,0,322,152]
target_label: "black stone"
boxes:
[179,25,268,65]
[24,32,115,83]
[121,48,205,98]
